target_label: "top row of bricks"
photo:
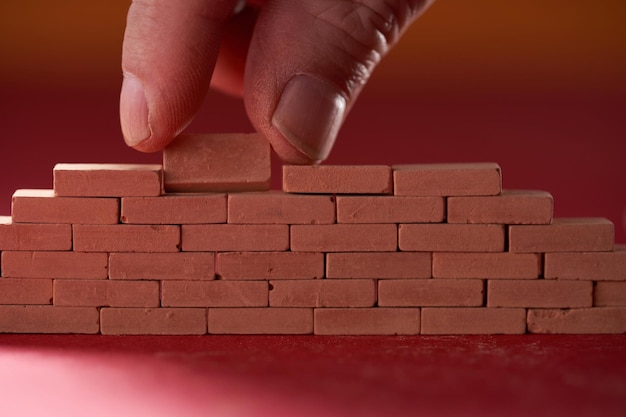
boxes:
[53,133,502,197]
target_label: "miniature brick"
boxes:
[290,224,397,252]
[421,308,527,335]
[182,225,289,251]
[326,252,431,279]
[283,165,392,194]
[378,279,484,307]
[54,163,162,197]
[11,189,119,224]
[269,279,376,307]
[594,282,626,306]
[100,307,207,335]
[398,224,505,252]
[487,280,592,308]
[0,217,71,251]
[208,307,313,334]
[509,218,614,253]
[0,306,99,334]
[121,194,227,224]
[544,246,626,280]
[1,251,108,279]
[163,133,271,192]
[393,163,501,196]
[433,252,541,279]
[314,308,421,335]
[73,224,180,252]
[109,252,214,280]
[336,196,445,223]
[217,252,324,280]
[447,190,553,224]
[0,279,52,305]
[161,281,268,307]
[527,307,626,334]
[227,192,336,224]
[53,280,160,307]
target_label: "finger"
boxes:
[120,0,238,152]
[243,0,435,164]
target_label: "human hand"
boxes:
[120,0,435,164]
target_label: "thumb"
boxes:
[120,0,238,152]
[243,0,434,164]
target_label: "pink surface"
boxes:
[0,335,624,416]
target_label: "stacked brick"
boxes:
[0,133,624,335]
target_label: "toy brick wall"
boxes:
[0,133,624,335]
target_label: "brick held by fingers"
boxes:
[283,165,392,194]
[11,189,119,224]
[163,133,271,193]
[54,163,163,197]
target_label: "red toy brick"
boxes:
[0,306,99,334]
[121,194,227,224]
[527,307,626,334]
[161,281,268,307]
[421,307,526,334]
[182,224,289,251]
[326,252,431,279]
[53,280,160,307]
[509,218,614,253]
[447,190,553,224]
[228,192,336,224]
[336,196,445,223]
[594,282,626,306]
[487,280,592,308]
[433,252,541,279]
[393,163,501,196]
[208,307,313,334]
[283,165,392,194]
[290,224,397,252]
[73,224,180,252]
[0,279,52,305]
[378,279,484,307]
[0,217,72,251]
[11,189,119,224]
[544,245,626,280]
[109,252,214,280]
[314,308,421,335]
[54,163,162,197]
[217,252,324,280]
[100,308,207,335]
[2,251,108,279]
[399,224,505,252]
[163,133,271,192]
[269,279,376,307]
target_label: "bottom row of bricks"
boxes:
[0,306,624,335]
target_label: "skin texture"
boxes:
[120,0,435,164]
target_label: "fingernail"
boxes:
[272,74,346,162]
[120,75,151,147]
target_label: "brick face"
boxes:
[291,224,397,252]
[217,252,324,280]
[121,194,227,224]
[73,224,180,252]
[378,279,484,307]
[269,279,376,307]
[487,280,592,308]
[393,163,501,196]
[0,306,99,334]
[100,308,207,335]
[527,308,626,334]
[228,192,336,224]
[182,224,289,252]
[433,252,541,279]
[2,251,108,279]
[208,308,313,334]
[109,252,214,280]
[315,308,420,335]
[544,246,626,280]
[53,280,160,307]
[399,224,505,252]
[161,281,268,307]
[336,196,444,223]
[326,252,431,279]
[421,308,527,335]
[0,217,72,251]
[447,190,553,224]
[283,165,392,194]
